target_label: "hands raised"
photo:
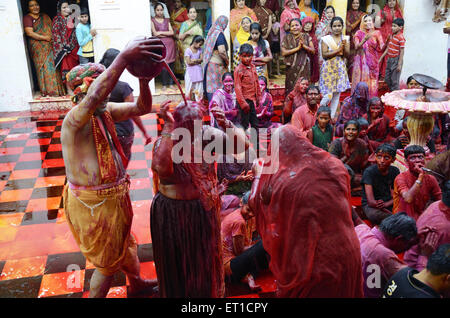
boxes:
[159,100,174,124]
[122,37,165,64]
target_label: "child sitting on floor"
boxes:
[307,106,334,151]
[361,143,400,225]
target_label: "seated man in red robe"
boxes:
[249,125,364,297]
[393,145,442,221]
[61,37,165,298]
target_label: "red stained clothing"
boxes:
[221,208,252,266]
[387,32,405,58]
[290,104,317,136]
[234,62,261,107]
[393,171,442,220]
[249,125,364,297]
[404,201,450,271]
[355,224,406,298]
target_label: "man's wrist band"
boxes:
[161,132,172,138]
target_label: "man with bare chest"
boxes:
[61,37,167,298]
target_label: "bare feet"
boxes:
[244,274,261,292]
[127,278,159,298]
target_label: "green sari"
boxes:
[180,20,203,53]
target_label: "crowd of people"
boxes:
[28,0,449,299]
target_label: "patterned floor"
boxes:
[0,111,276,298]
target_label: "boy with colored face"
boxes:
[393,145,442,220]
[361,143,400,225]
[234,43,261,130]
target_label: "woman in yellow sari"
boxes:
[298,0,320,24]
[170,0,189,75]
[179,7,203,59]
[233,16,253,69]
[230,0,258,43]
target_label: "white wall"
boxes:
[88,0,154,96]
[0,0,33,112]
[401,0,447,86]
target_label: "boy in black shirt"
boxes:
[361,144,400,225]
[382,243,450,298]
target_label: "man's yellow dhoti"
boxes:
[63,178,137,276]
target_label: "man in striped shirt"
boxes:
[380,18,406,92]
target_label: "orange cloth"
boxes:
[291,104,317,136]
[63,178,137,276]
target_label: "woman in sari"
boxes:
[376,0,403,78]
[316,5,335,67]
[301,16,319,84]
[52,1,79,88]
[352,15,384,98]
[319,17,351,120]
[346,0,366,78]
[209,72,238,127]
[329,119,369,190]
[363,97,392,150]
[170,0,189,76]
[203,16,229,102]
[280,0,303,43]
[335,81,370,137]
[256,76,281,131]
[253,0,273,40]
[23,0,65,97]
[281,18,315,97]
[233,17,253,69]
[283,76,309,122]
[298,0,320,24]
[179,7,203,58]
[230,0,258,45]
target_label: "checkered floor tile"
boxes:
[0,111,276,298]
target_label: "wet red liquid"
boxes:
[163,61,188,106]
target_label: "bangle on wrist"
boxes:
[415,179,422,185]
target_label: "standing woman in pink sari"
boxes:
[280,0,303,44]
[352,15,384,98]
[375,0,403,78]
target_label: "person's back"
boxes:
[250,125,364,297]
[382,244,450,298]
[381,267,441,298]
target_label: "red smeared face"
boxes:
[240,52,253,66]
[259,79,267,93]
[344,124,359,141]
[297,79,309,93]
[369,102,383,119]
[375,152,394,173]
[223,76,234,93]
[406,153,425,175]
[317,111,331,129]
